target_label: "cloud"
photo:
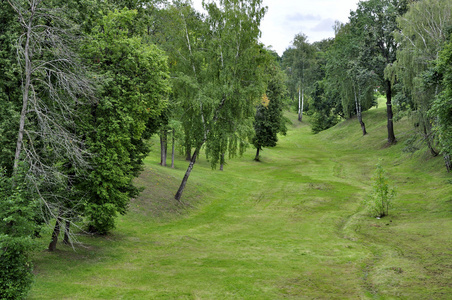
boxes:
[285,13,321,22]
[311,18,336,32]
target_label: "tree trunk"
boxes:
[63,219,70,245]
[444,153,452,172]
[219,153,225,171]
[354,88,367,136]
[300,88,304,122]
[423,124,439,157]
[254,147,260,161]
[175,145,201,201]
[386,81,396,144]
[358,113,367,136]
[48,215,62,251]
[160,130,167,166]
[298,88,302,122]
[171,128,175,168]
[13,13,33,174]
[185,137,191,161]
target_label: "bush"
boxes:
[0,168,39,299]
[363,163,396,218]
[310,112,339,134]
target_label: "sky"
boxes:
[191,0,360,56]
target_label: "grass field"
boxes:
[29,105,452,299]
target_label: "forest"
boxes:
[0,0,451,298]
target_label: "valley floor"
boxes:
[30,110,452,299]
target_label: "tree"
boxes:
[364,163,396,218]
[253,58,288,161]
[390,0,452,166]
[309,80,341,134]
[305,38,342,134]
[326,22,376,135]
[282,33,316,121]
[173,0,267,201]
[6,0,96,251]
[0,0,21,175]
[0,168,39,300]
[350,0,410,144]
[81,8,169,233]
[431,36,452,171]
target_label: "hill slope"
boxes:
[30,107,452,299]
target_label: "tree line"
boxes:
[0,0,288,298]
[283,0,452,172]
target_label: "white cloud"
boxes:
[311,18,335,32]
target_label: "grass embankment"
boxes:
[30,106,451,299]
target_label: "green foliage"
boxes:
[326,22,376,119]
[364,163,396,218]
[390,0,452,157]
[0,168,39,300]
[81,8,170,234]
[309,80,341,134]
[431,36,452,161]
[0,1,21,174]
[252,58,288,156]
[281,33,316,102]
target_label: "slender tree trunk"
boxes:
[354,88,367,135]
[175,145,201,201]
[160,130,167,166]
[386,81,396,144]
[219,153,225,171]
[185,136,191,161]
[171,128,175,168]
[48,213,62,251]
[63,220,70,245]
[358,113,367,136]
[444,153,452,172]
[13,12,33,174]
[298,87,302,122]
[300,88,304,122]
[254,147,260,161]
[423,124,439,157]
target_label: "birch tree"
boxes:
[326,22,376,135]
[282,33,315,122]
[390,0,452,166]
[173,0,267,201]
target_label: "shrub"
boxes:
[0,168,40,299]
[363,163,396,218]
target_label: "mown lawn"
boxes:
[29,106,452,299]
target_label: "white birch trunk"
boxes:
[298,87,301,122]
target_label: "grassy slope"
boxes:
[29,106,451,299]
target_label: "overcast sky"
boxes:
[191,0,360,56]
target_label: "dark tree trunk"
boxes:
[48,215,62,251]
[444,153,452,172]
[175,146,200,201]
[185,140,191,161]
[423,124,439,157]
[254,147,260,161]
[219,153,225,171]
[171,128,175,169]
[160,130,167,166]
[386,81,396,144]
[358,113,367,136]
[63,220,70,245]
